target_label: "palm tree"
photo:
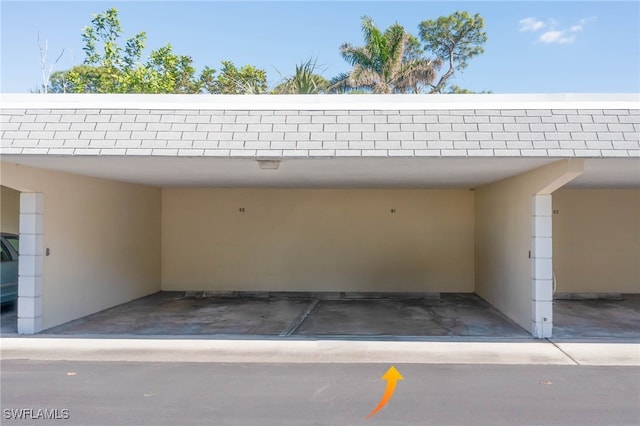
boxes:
[334,16,441,94]
[272,58,329,94]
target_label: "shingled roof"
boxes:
[1,94,638,159]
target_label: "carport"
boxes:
[1,94,638,338]
[551,174,640,339]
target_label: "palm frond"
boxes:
[348,66,379,89]
[339,16,441,94]
[273,58,329,94]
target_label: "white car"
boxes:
[0,233,19,305]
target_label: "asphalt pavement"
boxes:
[2,361,639,426]
[1,293,638,425]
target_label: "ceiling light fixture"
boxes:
[257,159,281,170]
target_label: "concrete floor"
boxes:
[295,294,527,337]
[552,294,640,339]
[2,292,638,339]
[40,292,531,338]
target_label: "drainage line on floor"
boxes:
[280,299,319,337]
[546,338,581,366]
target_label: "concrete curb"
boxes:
[2,338,638,365]
[552,342,640,366]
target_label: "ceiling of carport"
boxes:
[1,156,638,189]
[565,159,640,188]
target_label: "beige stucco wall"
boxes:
[475,180,533,332]
[0,162,161,329]
[0,185,20,234]
[553,189,640,294]
[162,188,475,292]
[475,160,583,332]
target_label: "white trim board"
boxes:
[2,93,639,111]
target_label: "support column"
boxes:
[17,193,44,334]
[475,159,583,339]
[531,194,553,338]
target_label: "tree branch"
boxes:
[429,48,454,94]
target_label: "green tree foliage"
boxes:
[45,8,486,95]
[59,8,201,93]
[418,11,487,93]
[47,65,102,93]
[50,8,266,94]
[445,85,492,94]
[71,7,143,92]
[272,59,329,94]
[206,61,268,94]
[335,16,441,94]
[142,45,201,94]
[88,8,210,93]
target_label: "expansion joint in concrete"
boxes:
[547,339,581,365]
[280,299,319,337]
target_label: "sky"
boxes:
[0,0,638,93]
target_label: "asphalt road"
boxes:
[1,361,639,426]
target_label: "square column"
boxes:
[531,194,553,338]
[17,193,44,334]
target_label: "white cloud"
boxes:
[539,30,576,44]
[520,16,597,45]
[519,17,545,32]
[570,17,597,32]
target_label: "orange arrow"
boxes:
[366,366,404,419]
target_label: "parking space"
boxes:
[41,292,310,336]
[552,295,640,339]
[5,292,639,340]
[35,292,530,339]
[295,294,529,337]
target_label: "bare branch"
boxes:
[38,32,48,93]
[37,32,65,93]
